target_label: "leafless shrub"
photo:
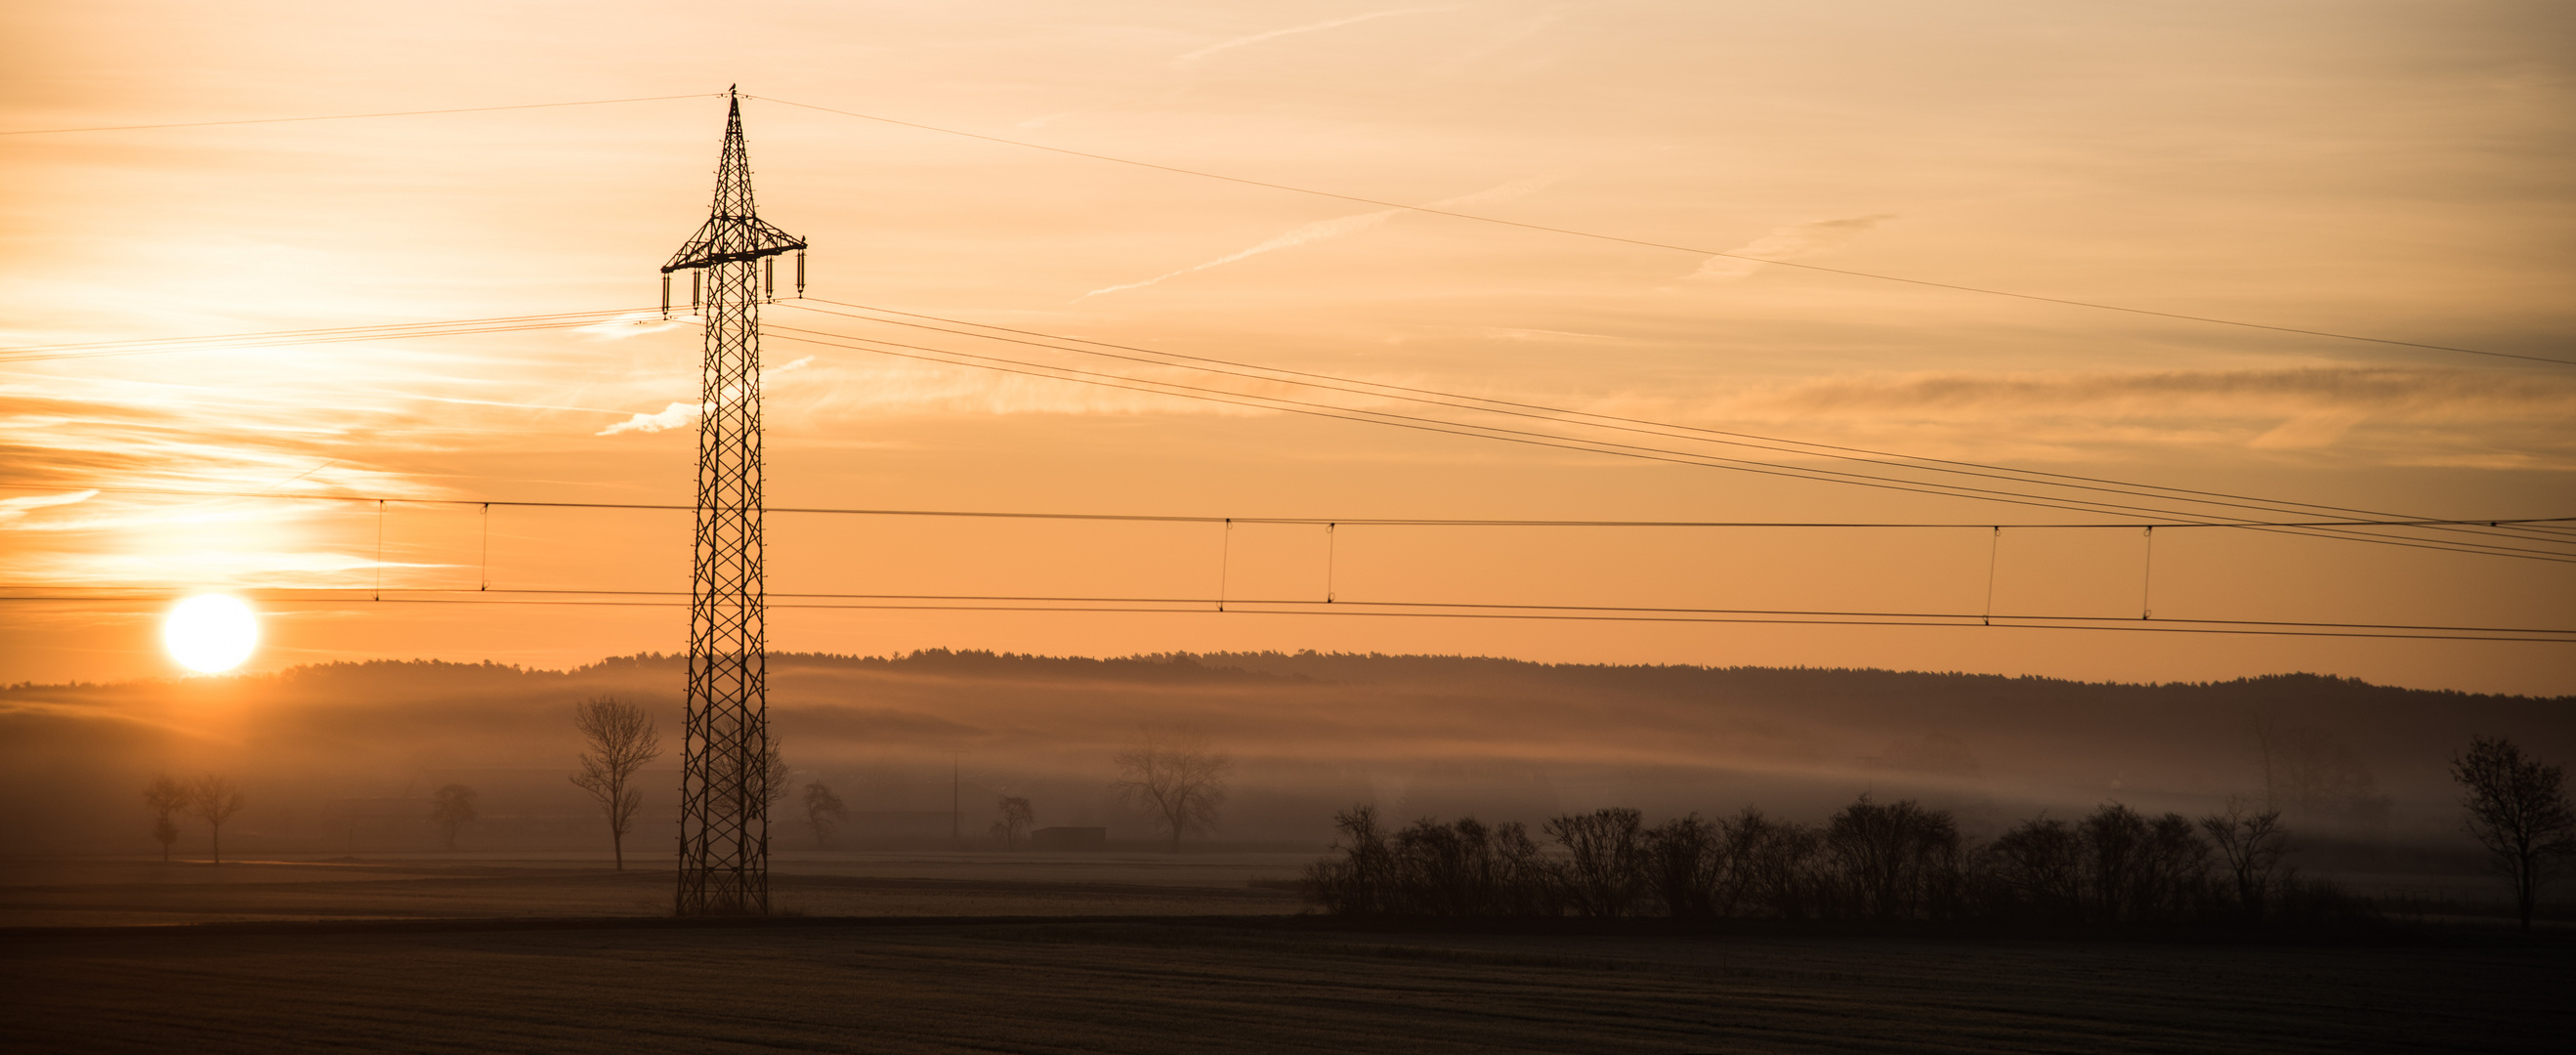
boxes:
[1303,807,1550,915]
[1300,794,2355,933]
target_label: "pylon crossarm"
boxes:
[662,217,806,273]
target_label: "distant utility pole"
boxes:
[948,751,966,849]
[666,88,807,917]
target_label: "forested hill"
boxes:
[3,650,2567,851]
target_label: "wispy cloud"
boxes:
[1689,214,1896,281]
[1085,174,1560,299]
[0,489,98,526]
[576,312,688,341]
[1173,6,1463,66]
[597,357,814,436]
[1637,366,2576,469]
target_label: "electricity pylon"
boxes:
[662,88,805,916]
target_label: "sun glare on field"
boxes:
[164,594,258,673]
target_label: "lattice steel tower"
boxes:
[660,89,805,915]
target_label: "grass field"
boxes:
[2,855,2567,1052]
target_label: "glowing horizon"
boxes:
[3,2,2570,696]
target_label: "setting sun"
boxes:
[163,594,258,673]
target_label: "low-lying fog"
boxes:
[5,651,2567,859]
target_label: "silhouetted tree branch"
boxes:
[2200,797,2289,919]
[570,696,662,870]
[430,783,479,851]
[802,781,847,848]
[1112,727,1232,853]
[992,795,1035,849]
[2450,736,2576,932]
[142,775,188,864]
[186,775,246,865]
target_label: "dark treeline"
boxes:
[1305,795,2373,928]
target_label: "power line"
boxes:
[14,298,2562,559]
[758,324,2576,564]
[1,588,2562,643]
[784,299,2576,554]
[15,484,2555,532]
[18,485,2563,532]
[8,303,2563,561]
[745,94,2574,369]
[797,298,2576,547]
[0,309,656,363]
[0,94,714,137]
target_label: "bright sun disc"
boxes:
[164,594,258,673]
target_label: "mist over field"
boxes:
[8,650,2566,860]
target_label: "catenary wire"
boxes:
[0,590,2561,643]
[4,485,2563,531]
[8,303,2562,560]
[759,325,2576,563]
[16,299,2559,555]
[25,584,2565,638]
[0,309,659,363]
[794,298,2576,548]
[0,94,715,137]
[782,300,2576,554]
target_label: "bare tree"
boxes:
[430,783,479,851]
[143,775,188,863]
[186,775,246,865]
[2200,796,2289,918]
[763,744,792,813]
[2450,736,2576,932]
[1112,727,1233,853]
[570,696,662,870]
[801,781,848,848]
[992,795,1035,849]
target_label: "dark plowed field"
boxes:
[3,917,2566,1053]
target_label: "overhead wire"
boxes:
[782,300,2576,555]
[2,587,2564,643]
[0,308,658,363]
[0,94,715,137]
[795,298,2576,549]
[758,323,2576,564]
[8,300,2565,561]
[5,484,2563,531]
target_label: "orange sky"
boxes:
[2,1,2571,694]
